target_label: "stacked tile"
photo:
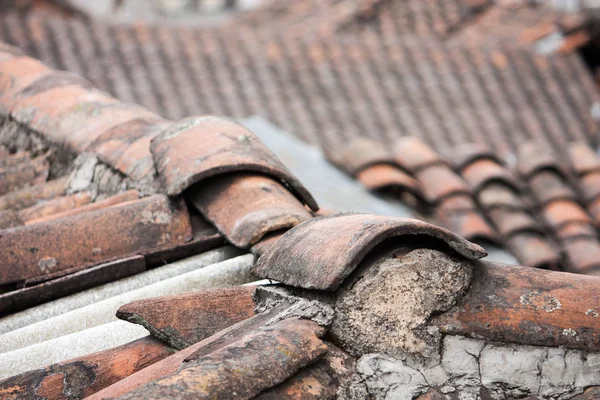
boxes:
[394,137,498,244]
[518,142,600,275]
[150,116,319,254]
[326,137,425,207]
[453,143,561,269]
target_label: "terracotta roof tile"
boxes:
[0,176,67,211]
[0,335,174,400]
[0,154,49,195]
[542,199,591,230]
[354,163,424,201]
[116,286,257,350]
[505,232,561,270]
[461,158,521,194]
[0,255,146,315]
[529,170,579,205]
[0,194,191,284]
[563,237,600,274]
[18,191,91,223]
[253,213,486,290]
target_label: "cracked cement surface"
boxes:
[331,248,473,359]
[345,335,600,400]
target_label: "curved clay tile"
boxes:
[252,213,486,290]
[505,232,561,270]
[0,176,67,211]
[326,136,398,175]
[461,158,521,194]
[435,208,500,244]
[487,208,543,238]
[150,116,318,211]
[116,286,257,350]
[529,170,578,205]
[563,238,600,275]
[580,172,600,203]
[394,136,444,172]
[414,164,470,204]
[542,199,591,230]
[189,174,312,248]
[569,142,600,176]
[517,141,571,180]
[451,142,504,171]
[355,163,424,201]
[556,222,598,242]
[477,183,529,210]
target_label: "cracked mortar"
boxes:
[344,335,600,400]
[330,248,473,359]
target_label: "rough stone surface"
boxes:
[0,247,240,335]
[345,335,600,399]
[0,253,254,354]
[330,248,473,359]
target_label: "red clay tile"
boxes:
[461,158,520,194]
[189,174,312,248]
[451,142,504,171]
[556,222,597,242]
[588,196,600,225]
[436,208,499,244]
[150,116,318,211]
[117,286,257,349]
[0,256,146,315]
[0,335,174,400]
[327,137,398,175]
[529,170,578,205]
[505,232,561,269]
[27,189,139,224]
[477,183,529,211]
[0,56,51,108]
[117,318,327,400]
[255,344,355,400]
[569,142,600,176]
[0,176,67,212]
[414,164,470,204]
[487,208,541,237]
[394,137,444,172]
[89,301,296,399]
[0,194,192,284]
[437,194,477,211]
[433,262,600,350]
[580,172,600,203]
[563,238,600,274]
[250,231,285,257]
[0,155,49,196]
[517,142,569,180]
[355,163,423,200]
[19,192,92,223]
[252,213,486,291]
[542,199,590,230]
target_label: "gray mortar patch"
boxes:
[346,335,600,400]
[330,248,473,359]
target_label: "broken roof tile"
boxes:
[189,174,312,248]
[116,286,257,350]
[0,335,174,400]
[150,116,318,211]
[505,232,561,270]
[117,318,328,400]
[414,164,470,204]
[461,158,520,194]
[0,194,191,284]
[542,199,591,230]
[253,213,486,290]
[433,261,600,350]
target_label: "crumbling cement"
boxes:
[0,115,75,178]
[253,285,335,327]
[66,153,130,200]
[330,248,473,359]
[343,335,600,400]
